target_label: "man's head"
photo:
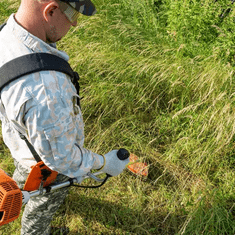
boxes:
[15,0,96,43]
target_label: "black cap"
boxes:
[60,0,96,16]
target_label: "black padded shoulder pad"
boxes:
[0,53,74,92]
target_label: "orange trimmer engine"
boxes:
[0,169,22,226]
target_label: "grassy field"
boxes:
[0,0,235,234]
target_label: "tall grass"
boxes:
[0,0,235,234]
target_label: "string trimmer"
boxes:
[0,148,148,227]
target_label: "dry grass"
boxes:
[0,0,235,234]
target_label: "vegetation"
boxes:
[0,0,235,234]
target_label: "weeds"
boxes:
[0,0,235,234]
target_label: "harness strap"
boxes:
[0,53,74,90]
[19,134,42,163]
[0,23,6,31]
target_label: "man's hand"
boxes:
[101,150,130,176]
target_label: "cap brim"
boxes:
[60,0,96,16]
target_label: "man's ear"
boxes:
[43,2,59,22]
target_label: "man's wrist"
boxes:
[97,155,106,171]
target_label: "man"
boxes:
[0,0,129,234]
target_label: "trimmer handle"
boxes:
[87,148,129,182]
[117,148,130,160]
[21,149,131,205]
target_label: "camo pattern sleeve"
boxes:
[22,71,104,178]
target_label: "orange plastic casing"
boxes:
[23,161,58,191]
[0,169,22,226]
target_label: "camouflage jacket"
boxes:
[0,14,104,178]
